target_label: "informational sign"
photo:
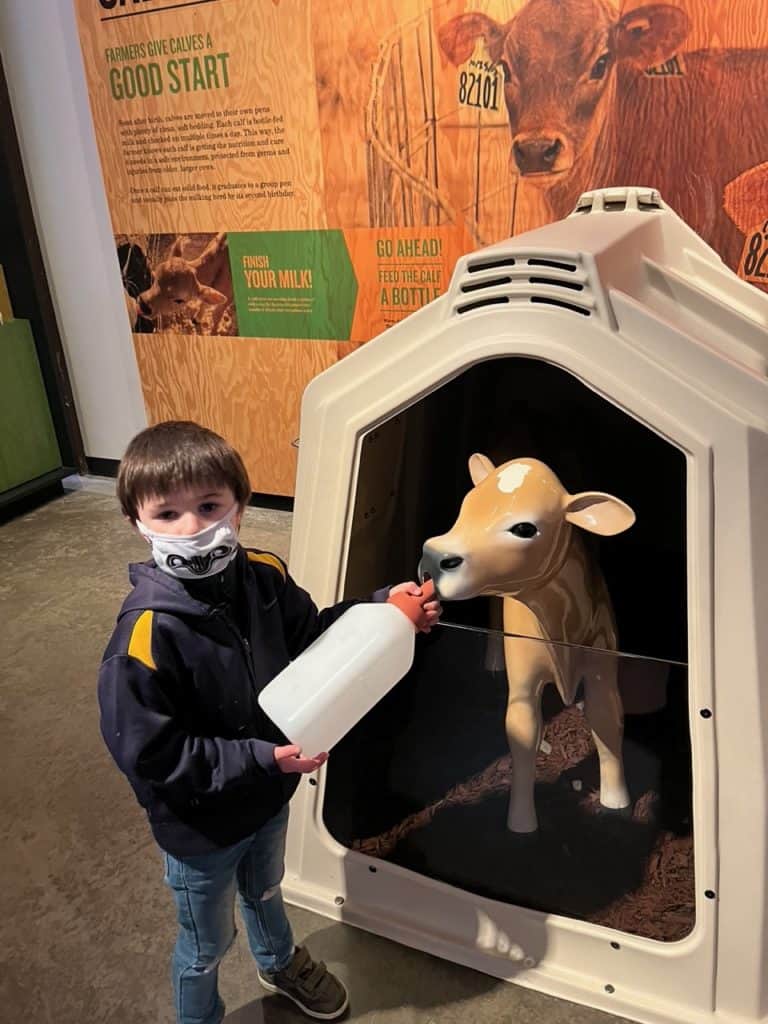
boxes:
[73,0,476,345]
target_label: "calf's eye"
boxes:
[508,522,538,538]
[589,52,611,80]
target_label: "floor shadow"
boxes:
[223,914,505,1022]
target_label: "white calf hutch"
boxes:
[280,188,768,1024]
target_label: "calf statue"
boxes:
[420,456,636,833]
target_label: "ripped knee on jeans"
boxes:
[190,930,237,974]
[191,955,221,976]
[260,883,280,902]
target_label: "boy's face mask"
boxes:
[136,504,240,579]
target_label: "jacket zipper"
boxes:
[213,609,256,680]
[209,605,280,740]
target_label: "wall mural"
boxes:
[74,0,768,493]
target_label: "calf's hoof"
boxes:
[596,801,633,820]
[506,811,539,834]
[599,785,631,812]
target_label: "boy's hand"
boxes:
[389,581,442,633]
[274,744,328,774]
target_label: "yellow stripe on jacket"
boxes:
[246,551,286,581]
[128,610,157,670]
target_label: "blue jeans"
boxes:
[162,805,295,1024]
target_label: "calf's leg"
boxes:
[504,686,542,833]
[583,660,630,811]
[503,636,548,833]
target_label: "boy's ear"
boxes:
[128,514,151,541]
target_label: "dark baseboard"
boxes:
[248,493,294,512]
[86,457,120,478]
[0,467,73,523]
[85,457,294,511]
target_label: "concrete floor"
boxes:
[0,486,634,1024]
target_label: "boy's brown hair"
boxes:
[117,421,251,522]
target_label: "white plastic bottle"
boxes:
[258,581,435,754]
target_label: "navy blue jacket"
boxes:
[98,546,378,856]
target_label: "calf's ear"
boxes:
[723,165,768,236]
[615,4,689,68]
[563,492,636,536]
[469,453,496,485]
[198,286,227,306]
[437,13,510,66]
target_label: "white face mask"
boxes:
[137,505,240,579]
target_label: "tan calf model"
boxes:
[421,455,636,833]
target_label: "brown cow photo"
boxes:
[116,232,238,336]
[436,0,768,289]
[311,0,768,290]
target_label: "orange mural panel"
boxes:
[345,225,475,339]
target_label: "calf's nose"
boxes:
[420,544,464,584]
[513,136,563,175]
[440,555,464,570]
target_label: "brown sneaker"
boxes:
[258,945,349,1020]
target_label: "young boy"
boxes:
[98,421,440,1024]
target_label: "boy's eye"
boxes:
[157,510,177,520]
[200,502,220,514]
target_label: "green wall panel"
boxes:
[0,319,61,493]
